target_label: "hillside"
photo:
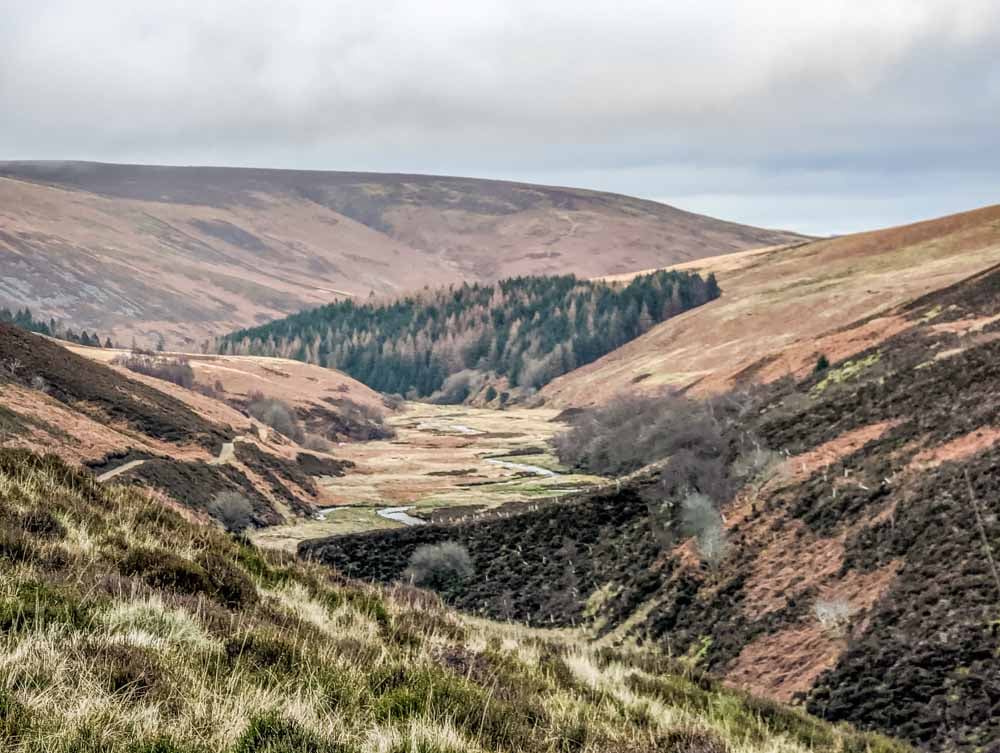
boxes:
[0,324,385,526]
[541,205,1000,406]
[218,270,720,399]
[0,448,911,753]
[301,261,1000,751]
[0,161,805,349]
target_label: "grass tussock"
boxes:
[0,447,908,753]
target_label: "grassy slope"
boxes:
[0,449,905,753]
[541,204,1000,407]
[0,324,380,526]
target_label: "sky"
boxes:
[2,0,998,236]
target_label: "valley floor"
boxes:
[252,402,604,551]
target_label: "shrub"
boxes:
[813,599,854,636]
[233,711,337,753]
[300,434,332,453]
[381,393,405,411]
[324,397,396,441]
[815,353,830,372]
[429,369,485,404]
[88,642,164,700]
[112,354,196,390]
[247,394,305,443]
[404,542,474,592]
[680,493,728,567]
[119,547,213,599]
[207,491,254,534]
[0,580,91,633]
[195,550,258,608]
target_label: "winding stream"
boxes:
[485,458,558,478]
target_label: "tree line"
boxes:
[217,270,721,401]
[0,307,115,348]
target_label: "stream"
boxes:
[315,504,427,526]
[376,506,427,526]
[485,458,558,478]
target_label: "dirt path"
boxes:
[97,438,240,483]
[95,459,147,483]
[209,441,236,466]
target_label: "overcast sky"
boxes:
[2,0,998,235]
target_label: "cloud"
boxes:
[1,0,998,233]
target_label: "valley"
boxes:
[252,402,605,551]
[2,167,999,752]
[4,4,996,750]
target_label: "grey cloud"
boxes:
[1,0,998,234]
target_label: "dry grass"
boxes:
[0,447,907,753]
[542,204,1000,406]
[255,402,605,550]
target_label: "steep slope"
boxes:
[541,204,1000,406]
[0,448,906,753]
[302,262,1000,751]
[0,161,805,348]
[0,324,375,525]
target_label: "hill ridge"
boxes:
[0,160,806,349]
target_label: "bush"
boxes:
[680,493,728,567]
[404,542,474,592]
[335,398,395,440]
[113,354,196,390]
[381,393,405,411]
[246,394,305,443]
[233,711,336,753]
[120,547,212,597]
[300,434,332,452]
[88,642,164,700]
[207,491,254,533]
[195,550,258,608]
[429,370,485,404]
[815,354,830,372]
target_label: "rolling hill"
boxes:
[0,324,387,527]
[541,204,1000,406]
[0,160,806,349]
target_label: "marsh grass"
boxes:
[0,448,908,753]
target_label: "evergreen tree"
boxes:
[217,270,720,400]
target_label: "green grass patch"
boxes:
[811,352,881,395]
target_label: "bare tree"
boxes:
[207,491,254,534]
[404,542,474,592]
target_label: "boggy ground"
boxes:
[302,263,1000,751]
[255,402,604,551]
